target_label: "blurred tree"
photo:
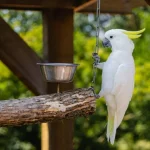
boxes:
[74,13,111,37]
[0,10,42,33]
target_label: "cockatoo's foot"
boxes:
[95,90,104,99]
[94,94,100,99]
[94,62,105,70]
[92,52,100,66]
[90,87,101,99]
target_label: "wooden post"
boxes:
[41,123,49,150]
[42,8,74,150]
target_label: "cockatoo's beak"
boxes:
[102,38,112,48]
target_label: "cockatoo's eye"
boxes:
[110,36,113,39]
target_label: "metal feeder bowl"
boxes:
[37,63,78,83]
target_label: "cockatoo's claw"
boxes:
[90,87,100,99]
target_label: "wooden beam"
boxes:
[145,0,150,5]
[41,123,49,150]
[42,8,74,150]
[0,0,147,13]
[0,88,95,126]
[43,9,73,65]
[0,0,73,10]
[0,17,46,95]
[74,0,96,12]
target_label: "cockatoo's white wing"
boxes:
[111,64,135,127]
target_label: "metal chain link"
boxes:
[91,0,101,94]
[95,0,101,53]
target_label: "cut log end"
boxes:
[0,88,96,126]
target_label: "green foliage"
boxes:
[0,62,33,99]
[20,25,43,57]
[0,7,150,150]
[0,10,42,33]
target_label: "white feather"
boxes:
[112,64,135,127]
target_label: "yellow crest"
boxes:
[123,28,145,39]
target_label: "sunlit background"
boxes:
[0,7,150,150]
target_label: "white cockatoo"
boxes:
[94,28,145,144]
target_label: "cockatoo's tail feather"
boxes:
[107,111,117,145]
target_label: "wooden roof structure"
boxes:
[75,0,147,13]
[0,0,148,13]
[0,0,148,150]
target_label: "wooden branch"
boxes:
[0,16,46,95]
[0,88,96,127]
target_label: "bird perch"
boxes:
[0,88,96,126]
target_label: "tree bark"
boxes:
[0,88,95,126]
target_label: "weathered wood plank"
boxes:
[0,17,46,95]
[0,88,96,126]
[42,8,74,150]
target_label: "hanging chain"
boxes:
[91,0,101,94]
[95,0,101,53]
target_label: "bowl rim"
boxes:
[37,63,79,66]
